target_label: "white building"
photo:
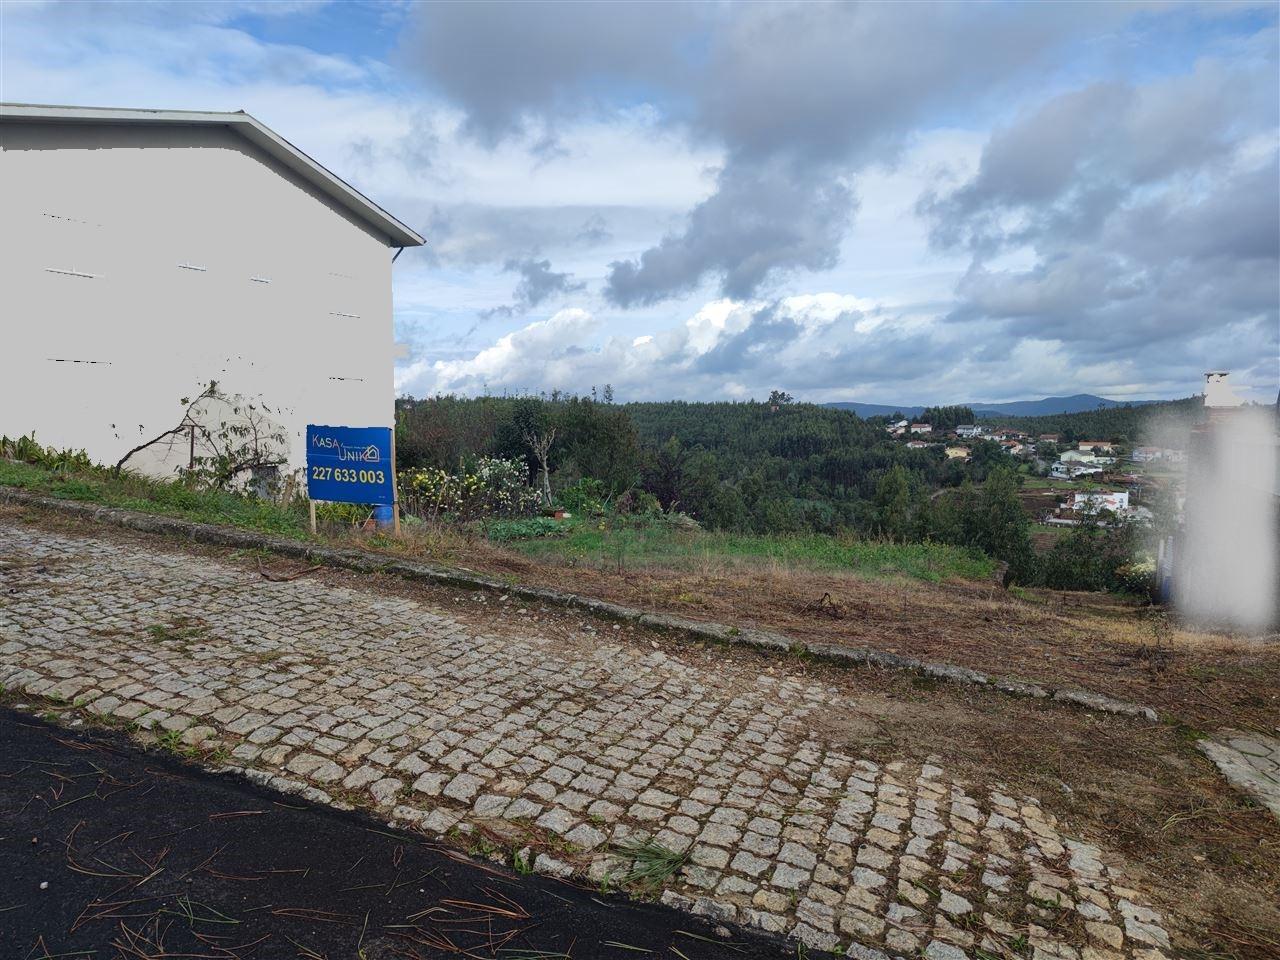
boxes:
[1051,461,1104,480]
[1072,491,1130,514]
[1061,449,1115,466]
[955,425,981,438]
[1,103,425,477]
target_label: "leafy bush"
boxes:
[1,433,93,474]
[484,516,568,541]
[615,487,662,516]
[1113,559,1155,598]
[557,477,606,514]
[1039,515,1140,593]
[927,467,1036,584]
[399,457,539,522]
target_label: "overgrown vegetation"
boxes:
[7,383,1173,595]
[498,513,997,582]
[114,381,290,491]
[399,457,539,521]
[0,439,308,537]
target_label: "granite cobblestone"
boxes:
[0,523,1173,957]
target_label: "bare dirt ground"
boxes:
[333,520,1279,733]
[3,504,1279,957]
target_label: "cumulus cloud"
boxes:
[396,295,975,402]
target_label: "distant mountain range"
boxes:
[824,394,1165,420]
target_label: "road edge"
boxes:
[0,486,1158,723]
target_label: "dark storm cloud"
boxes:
[606,160,855,306]
[395,0,704,145]
[924,52,1279,388]
[398,1,1126,304]
[921,61,1275,253]
[482,258,586,318]
[508,257,586,308]
[401,203,663,267]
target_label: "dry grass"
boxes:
[8,500,1276,730]
[269,520,1280,953]
[351,521,1280,730]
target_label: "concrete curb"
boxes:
[0,486,1159,723]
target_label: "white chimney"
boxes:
[1204,371,1246,409]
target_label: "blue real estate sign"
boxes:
[306,425,395,505]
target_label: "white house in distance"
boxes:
[0,103,425,477]
[1073,491,1129,513]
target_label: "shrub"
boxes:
[1040,515,1140,593]
[399,457,539,522]
[558,477,606,515]
[484,516,567,541]
[615,487,662,516]
[1,433,93,474]
[1113,559,1155,598]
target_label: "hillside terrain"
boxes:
[825,393,1170,419]
[975,395,1202,441]
[3,435,1277,958]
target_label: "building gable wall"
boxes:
[1,121,395,476]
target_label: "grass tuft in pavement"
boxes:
[612,837,689,891]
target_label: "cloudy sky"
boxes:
[4,0,1277,404]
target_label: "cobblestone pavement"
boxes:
[1199,730,1280,821]
[0,523,1174,958]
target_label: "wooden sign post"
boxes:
[390,427,401,535]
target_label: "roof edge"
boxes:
[0,102,425,248]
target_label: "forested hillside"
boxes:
[393,392,1182,590]
[977,396,1201,441]
[397,394,992,534]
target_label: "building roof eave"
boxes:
[1,102,426,248]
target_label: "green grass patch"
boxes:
[1021,476,1123,492]
[3,458,995,584]
[0,459,309,537]
[612,837,689,891]
[483,516,570,541]
[499,515,996,583]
